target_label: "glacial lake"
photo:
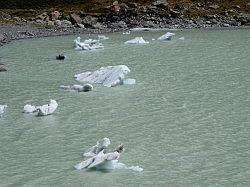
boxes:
[0,29,249,186]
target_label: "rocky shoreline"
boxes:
[1,1,249,46]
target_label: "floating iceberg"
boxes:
[75,65,134,87]
[75,138,143,171]
[158,32,175,40]
[23,104,38,113]
[83,137,111,158]
[37,99,58,116]
[0,105,7,116]
[122,31,130,35]
[98,35,109,40]
[179,37,185,40]
[24,100,58,116]
[125,37,149,44]
[74,37,104,50]
[60,84,93,92]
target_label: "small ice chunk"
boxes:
[23,104,37,113]
[37,99,58,116]
[179,37,185,40]
[98,35,109,40]
[158,32,175,40]
[0,105,7,116]
[125,37,149,44]
[122,31,130,35]
[74,37,104,50]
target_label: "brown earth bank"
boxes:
[0,0,249,46]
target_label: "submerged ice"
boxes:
[60,84,93,92]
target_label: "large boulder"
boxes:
[0,34,5,43]
[51,11,60,21]
[0,12,11,19]
[234,13,250,25]
[113,1,120,13]
[116,20,127,28]
[208,5,219,9]
[93,22,105,29]
[82,16,98,28]
[70,13,82,24]
[35,12,49,21]
[152,0,169,8]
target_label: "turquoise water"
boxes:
[0,29,249,186]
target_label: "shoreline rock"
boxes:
[0,5,249,46]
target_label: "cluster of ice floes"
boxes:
[124,32,183,45]
[125,37,149,44]
[74,65,135,87]
[60,84,93,92]
[74,37,104,50]
[75,138,143,172]
[23,99,58,116]
[0,105,7,117]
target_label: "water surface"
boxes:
[0,29,249,186]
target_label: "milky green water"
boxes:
[0,29,249,186]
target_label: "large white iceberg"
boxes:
[74,37,104,50]
[125,37,149,44]
[60,84,93,92]
[0,105,7,117]
[158,32,175,40]
[74,65,134,87]
[37,99,58,116]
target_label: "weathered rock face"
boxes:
[70,13,82,24]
